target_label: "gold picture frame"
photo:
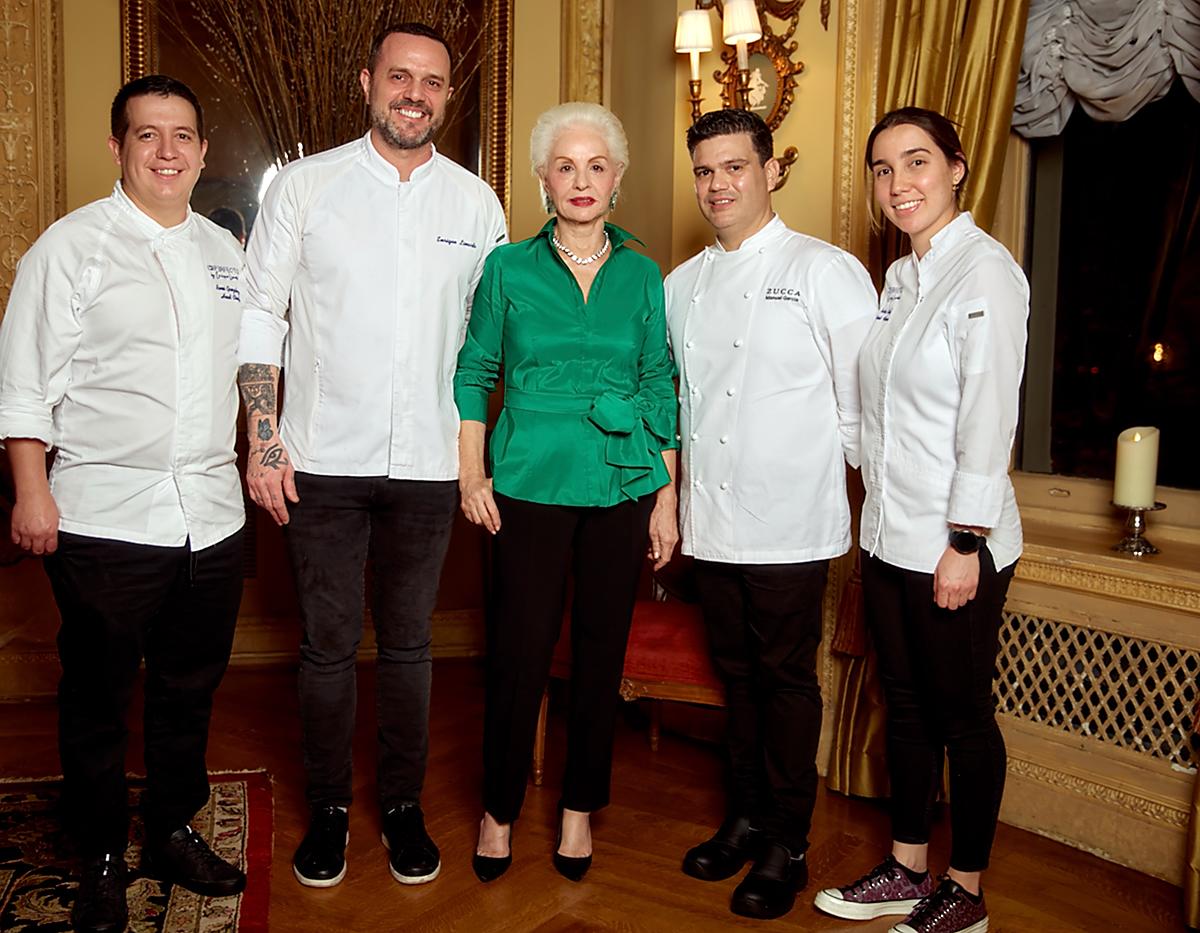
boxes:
[119,0,514,219]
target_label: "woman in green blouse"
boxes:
[455,102,678,884]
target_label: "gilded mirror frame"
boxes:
[119,0,514,218]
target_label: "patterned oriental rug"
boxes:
[0,769,272,932]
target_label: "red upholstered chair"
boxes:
[531,597,725,785]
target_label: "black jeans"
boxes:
[44,530,243,855]
[283,473,457,813]
[482,492,654,824]
[862,547,1016,872]
[692,558,829,855]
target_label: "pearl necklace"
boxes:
[552,230,610,265]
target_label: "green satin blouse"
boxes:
[454,220,678,507]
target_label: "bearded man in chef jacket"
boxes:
[665,108,876,922]
[0,75,249,933]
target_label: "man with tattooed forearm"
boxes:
[236,22,507,892]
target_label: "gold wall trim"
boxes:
[1015,547,1200,616]
[832,0,880,259]
[1006,755,1190,829]
[119,0,154,82]
[483,0,514,220]
[0,0,65,309]
[561,0,606,103]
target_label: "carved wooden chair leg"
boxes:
[532,688,548,786]
[649,700,661,752]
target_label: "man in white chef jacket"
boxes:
[665,109,876,922]
[236,21,507,890]
[0,75,248,933]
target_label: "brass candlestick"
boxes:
[688,78,704,123]
[735,67,752,109]
[1112,501,1166,557]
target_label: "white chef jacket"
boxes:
[859,212,1029,574]
[0,182,246,549]
[665,216,876,563]
[238,133,508,479]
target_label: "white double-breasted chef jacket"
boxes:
[665,215,876,563]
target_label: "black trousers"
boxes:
[44,530,243,856]
[482,492,654,824]
[283,473,457,813]
[692,559,829,854]
[862,547,1015,872]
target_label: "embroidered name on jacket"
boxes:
[207,264,241,301]
[435,236,479,249]
[764,286,803,302]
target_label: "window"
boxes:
[1020,81,1199,492]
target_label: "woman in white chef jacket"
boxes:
[814,108,1029,933]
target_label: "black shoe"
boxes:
[682,815,761,882]
[730,841,808,920]
[553,807,592,882]
[381,803,440,884]
[471,818,513,883]
[72,852,128,933]
[143,825,246,897]
[293,805,350,888]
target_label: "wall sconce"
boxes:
[675,10,714,123]
[676,2,831,189]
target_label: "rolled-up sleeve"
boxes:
[454,252,505,423]
[947,257,1030,527]
[0,241,86,448]
[238,172,303,366]
[811,253,876,470]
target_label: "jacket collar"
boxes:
[111,181,194,240]
[360,130,439,185]
[707,213,787,255]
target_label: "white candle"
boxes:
[1113,426,1160,508]
[690,49,700,83]
[736,39,749,72]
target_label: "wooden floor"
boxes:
[0,661,1186,932]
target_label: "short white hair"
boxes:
[529,102,629,205]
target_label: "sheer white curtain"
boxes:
[1013,0,1200,137]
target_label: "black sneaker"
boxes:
[143,825,246,897]
[730,840,808,920]
[381,803,440,884]
[682,816,761,881]
[293,805,350,888]
[72,852,128,933]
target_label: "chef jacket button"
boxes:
[726,387,736,397]
[690,432,699,441]
[691,387,699,396]
[692,479,700,487]
[720,482,729,490]
[691,296,699,303]
[675,433,681,440]
[686,340,694,349]
[720,435,729,444]
[733,338,744,348]
[758,247,766,255]
[743,291,752,299]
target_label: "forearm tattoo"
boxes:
[238,363,278,417]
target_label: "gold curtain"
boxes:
[826,0,1030,797]
[867,0,1031,279]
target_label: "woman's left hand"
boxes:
[933,546,979,610]
[648,488,679,570]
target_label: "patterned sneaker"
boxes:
[814,854,935,920]
[890,877,988,933]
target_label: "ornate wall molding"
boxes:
[120,0,155,82]
[1015,549,1200,616]
[482,0,514,220]
[832,0,880,259]
[1006,755,1190,829]
[561,0,606,103]
[0,0,65,310]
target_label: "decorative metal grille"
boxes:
[995,612,1200,770]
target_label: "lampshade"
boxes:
[675,9,714,53]
[722,0,762,45]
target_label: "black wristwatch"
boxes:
[948,529,984,555]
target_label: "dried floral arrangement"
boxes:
[153,0,485,164]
